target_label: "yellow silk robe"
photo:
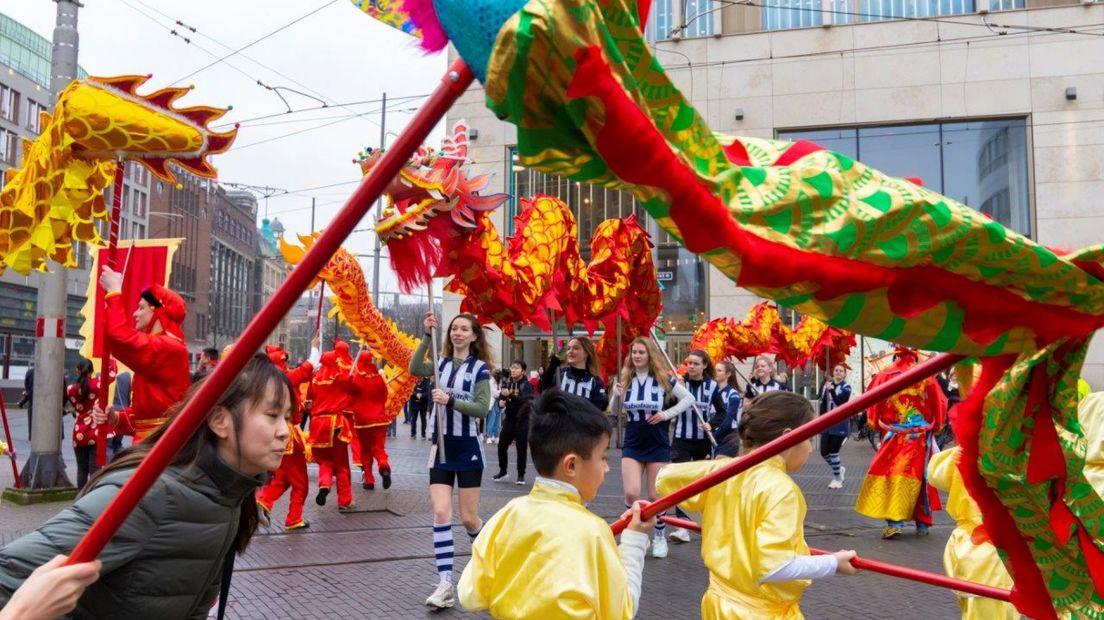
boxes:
[1083,392,1104,496]
[656,456,810,619]
[927,447,1020,620]
[457,481,635,619]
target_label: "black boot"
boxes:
[381,468,392,490]
[315,487,329,506]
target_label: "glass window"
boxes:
[682,0,716,37]
[778,118,1031,237]
[1,85,19,123]
[856,0,974,22]
[647,0,674,41]
[0,128,17,164]
[763,0,823,30]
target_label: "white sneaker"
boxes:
[651,536,669,558]
[668,527,691,543]
[839,466,846,483]
[828,478,843,489]
[425,582,455,609]
[485,437,493,444]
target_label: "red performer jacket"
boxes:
[307,352,354,449]
[350,355,389,429]
[267,345,314,455]
[66,379,114,447]
[104,291,190,439]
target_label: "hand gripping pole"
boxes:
[659,516,1011,602]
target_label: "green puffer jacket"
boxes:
[0,445,261,619]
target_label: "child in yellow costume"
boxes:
[927,446,1020,619]
[458,389,654,619]
[656,391,857,619]
[1082,390,1103,504]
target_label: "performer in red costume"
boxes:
[93,266,189,440]
[308,347,355,510]
[255,339,318,530]
[350,352,392,490]
[854,346,948,539]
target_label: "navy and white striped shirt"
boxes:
[745,378,785,400]
[432,356,490,440]
[675,378,719,441]
[623,374,667,423]
[557,367,609,411]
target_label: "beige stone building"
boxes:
[447,0,1104,388]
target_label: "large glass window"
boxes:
[646,0,715,39]
[856,0,975,21]
[508,148,707,335]
[778,118,1032,237]
[763,0,824,31]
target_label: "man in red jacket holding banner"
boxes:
[93,266,190,440]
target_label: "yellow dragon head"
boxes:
[0,74,237,274]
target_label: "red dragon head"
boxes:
[360,120,509,291]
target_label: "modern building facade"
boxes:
[210,190,259,349]
[450,0,1104,386]
[256,217,291,349]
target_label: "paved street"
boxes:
[1,409,962,618]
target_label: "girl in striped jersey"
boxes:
[610,337,694,558]
[819,364,853,489]
[745,355,787,400]
[711,361,744,458]
[409,312,493,610]
[539,336,609,411]
[667,350,728,544]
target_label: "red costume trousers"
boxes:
[315,441,353,508]
[355,426,391,484]
[256,451,308,527]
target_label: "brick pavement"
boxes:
[1,411,965,618]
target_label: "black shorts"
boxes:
[429,467,483,488]
[671,437,712,463]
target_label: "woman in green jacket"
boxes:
[0,354,294,619]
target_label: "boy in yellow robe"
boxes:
[458,389,654,619]
[657,391,856,619]
[927,446,1020,619]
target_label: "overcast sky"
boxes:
[3,0,448,299]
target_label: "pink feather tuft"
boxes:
[402,0,450,52]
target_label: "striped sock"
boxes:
[654,516,666,539]
[433,522,453,584]
[826,453,842,479]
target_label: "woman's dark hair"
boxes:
[716,360,739,390]
[528,389,611,476]
[685,349,715,380]
[443,313,495,372]
[85,354,293,553]
[75,359,94,401]
[738,391,814,450]
[568,337,602,377]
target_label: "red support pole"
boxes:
[0,396,20,488]
[65,59,475,565]
[94,160,126,467]
[611,352,963,534]
[658,516,1012,602]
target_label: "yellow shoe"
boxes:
[285,520,310,531]
[881,526,901,540]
